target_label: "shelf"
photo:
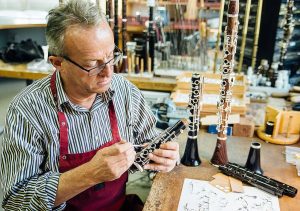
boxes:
[0,60,176,92]
[0,23,46,30]
[127,0,220,10]
[0,10,47,29]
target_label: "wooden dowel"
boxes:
[141,58,144,74]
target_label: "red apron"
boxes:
[50,72,128,211]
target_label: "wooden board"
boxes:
[171,89,246,114]
[176,72,247,94]
[0,61,51,80]
[0,61,176,92]
[0,23,46,29]
[143,131,300,211]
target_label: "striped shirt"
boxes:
[0,71,159,210]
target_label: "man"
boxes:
[0,0,179,210]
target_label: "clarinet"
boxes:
[129,119,187,174]
[106,0,113,28]
[114,0,119,73]
[119,0,128,73]
[278,0,295,70]
[219,162,298,197]
[148,0,155,72]
[211,0,239,166]
[181,74,203,166]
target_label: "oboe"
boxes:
[129,119,187,174]
[119,0,128,73]
[211,0,239,166]
[219,162,298,197]
[181,74,203,166]
[278,0,295,70]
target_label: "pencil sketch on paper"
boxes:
[177,178,280,211]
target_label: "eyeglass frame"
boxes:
[61,45,123,76]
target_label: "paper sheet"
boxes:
[177,178,280,211]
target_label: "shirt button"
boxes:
[61,122,66,126]
[95,136,99,140]
[62,155,66,160]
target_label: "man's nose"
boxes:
[99,63,113,75]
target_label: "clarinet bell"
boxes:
[245,142,264,174]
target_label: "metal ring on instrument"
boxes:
[192,80,200,86]
[224,59,230,66]
[193,90,199,95]
[220,98,225,104]
[223,68,230,74]
[227,13,238,18]
[188,135,198,139]
[192,98,199,104]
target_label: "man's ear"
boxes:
[49,56,63,70]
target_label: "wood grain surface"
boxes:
[143,131,300,211]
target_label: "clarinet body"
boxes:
[219,162,298,197]
[106,0,113,28]
[129,119,187,174]
[113,0,120,73]
[211,0,239,166]
[148,0,155,72]
[119,0,128,73]
[114,0,119,46]
[181,74,203,166]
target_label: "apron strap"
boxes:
[58,111,69,156]
[108,101,121,141]
[50,71,69,156]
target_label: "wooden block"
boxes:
[233,117,255,137]
[229,176,244,193]
[210,173,231,193]
[201,114,240,125]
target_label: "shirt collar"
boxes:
[54,71,115,110]
[55,70,70,108]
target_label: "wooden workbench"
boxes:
[143,131,300,211]
[0,61,177,92]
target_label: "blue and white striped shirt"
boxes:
[0,71,159,210]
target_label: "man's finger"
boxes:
[102,141,133,156]
[148,153,174,166]
[160,142,179,151]
[144,163,170,172]
[152,149,178,159]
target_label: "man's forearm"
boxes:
[54,161,97,206]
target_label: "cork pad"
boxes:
[210,173,244,193]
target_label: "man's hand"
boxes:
[144,142,179,172]
[87,140,136,184]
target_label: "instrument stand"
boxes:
[257,106,300,145]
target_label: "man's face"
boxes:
[61,23,115,94]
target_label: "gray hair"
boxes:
[46,0,107,56]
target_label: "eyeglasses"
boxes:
[62,45,123,76]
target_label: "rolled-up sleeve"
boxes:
[0,107,64,210]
